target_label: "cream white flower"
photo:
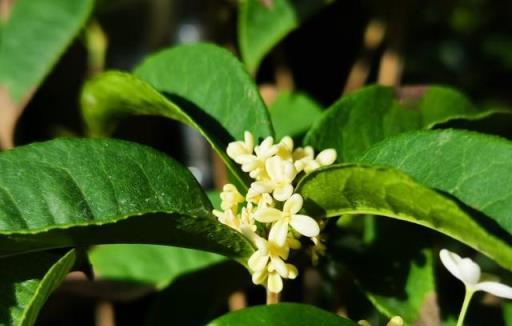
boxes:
[239,136,278,180]
[219,184,244,212]
[276,136,294,161]
[213,208,238,230]
[248,234,298,293]
[293,146,337,173]
[250,156,297,201]
[254,194,320,246]
[358,316,403,326]
[440,249,512,298]
[226,131,254,164]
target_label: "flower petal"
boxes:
[475,281,512,299]
[290,214,320,237]
[271,257,289,278]
[269,219,289,246]
[251,269,267,285]
[273,184,294,202]
[386,316,404,326]
[253,207,282,223]
[286,264,298,279]
[283,194,303,215]
[316,148,337,166]
[251,181,274,194]
[265,156,282,181]
[439,249,463,281]
[267,272,283,293]
[458,258,481,286]
[248,250,269,272]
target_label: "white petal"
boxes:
[290,214,320,237]
[244,131,254,150]
[267,272,283,293]
[269,219,289,246]
[458,258,481,286]
[273,184,293,202]
[439,249,463,281]
[254,207,282,223]
[265,156,282,181]
[475,281,512,299]
[248,250,269,272]
[251,269,267,285]
[280,136,293,152]
[226,142,243,157]
[286,264,298,279]
[281,160,296,182]
[316,148,337,166]
[303,160,321,174]
[271,257,289,278]
[251,181,274,194]
[241,159,259,172]
[283,194,303,215]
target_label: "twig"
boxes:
[95,301,116,326]
[266,290,280,305]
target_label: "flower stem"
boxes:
[456,289,474,326]
[266,290,279,305]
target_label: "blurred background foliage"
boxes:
[3,0,512,325]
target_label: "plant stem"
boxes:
[456,289,474,326]
[266,290,279,305]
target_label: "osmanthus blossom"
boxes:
[254,194,320,246]
[439,249,512,326]
[216,131,336,294]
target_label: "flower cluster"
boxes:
[214,131,336,293]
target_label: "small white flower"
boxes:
[293,146,337,173]
[219,184,244,212]
[238,136,278,180]
[440,249,512,298]
[254,194,320,246]
[276,136,294,161]
[213,208,238,230]
[250,156,297,201]
[226,131,254,164]
[248,235,298,293]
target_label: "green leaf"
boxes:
[81,71,247,188]
[89,244,224,289]
[238,0,334,74]
[145,261,250,326]
[269,90,323,140]
[0,249,77,326]
[296,164,512,271]
[134,43,273,141]
[207,303,358,326]
[82,43,274,188]
[359,129,512,236]
[0,0,94,102]
[0,138,253,262]
[304,85,504,162]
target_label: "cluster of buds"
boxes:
[213,131,336,293]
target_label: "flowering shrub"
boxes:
[2,0,512,325]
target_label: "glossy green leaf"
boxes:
[269,91,323,139]
[207,303,358,326]
[0,249,77,326]
[304,85,504,162]
[81,71,249,188]
[359,129,512,236]
[0,138,253,262]
[83,43,274,188]
[296,164,512,271]
[0,0,94,103]
[89,244,224,289]
[134,43,273,141]
[146,261,250,326]
[238,0,334,74]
